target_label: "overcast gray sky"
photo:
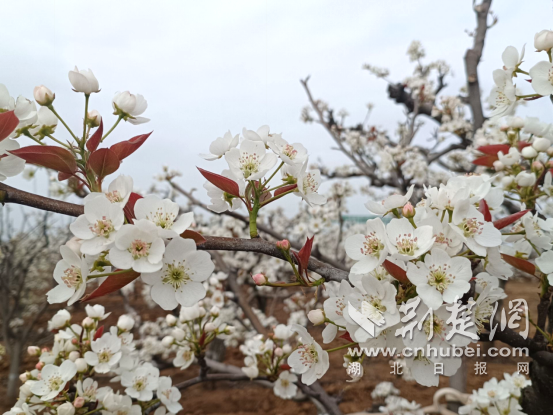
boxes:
[3,0,553,215]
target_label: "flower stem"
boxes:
[325,342,357,353]
[48,105,80,143]
[88,268,132,279]
[101,116,123,142]
[249,202,260,238]
[83,94,90,142]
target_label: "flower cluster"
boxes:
[459,372,531,415]
[8,305,182,415]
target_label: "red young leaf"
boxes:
[297,236,314,270]
[181,229,207,244]
[10,145,77,174]
[339,332,354,342]
[197,167,241,197]
[501,254,536,275]
[473,154,499,167]
[493,209,530,230]
[382,259,409,284]
[81,270,141,302]
[0,111,19,142]
[478,199,492,222]
[274,184,298,196]
[476,144,511,156]
[86,119,104,152]
[279,364,292,371]
[87,148,120,180]
[58,172,72,181]
[110,132,152,161]
[93,326,105,341]
[123,192,143,222]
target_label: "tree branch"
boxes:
[464,0,492,131]
[0,183,349,283]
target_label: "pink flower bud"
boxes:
[35,362,44,370]
[252,273,268,286]
[532,161,544,173]
[71,338,79,345]
[73,397,85,409]
[276,240,291,251]
[33,85,55,106]
[41,348,49,353]
[402,202,415,218]
[274,347,284,357]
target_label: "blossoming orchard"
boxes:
[2,1,553,415]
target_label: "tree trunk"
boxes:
[7,344,22,400]
[521,360,553,415]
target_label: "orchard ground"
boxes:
[0,276,535,415]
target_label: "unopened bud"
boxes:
[402,202,415,218]
[274,347,284,357]
[166,314,178,326]
[532,137,551,152]
[82,317,95,328]
[171,328,185,342]
[547,147,553,157]
[87,110,101,128]
[346,362,364,383]
[117,315,135,332]
[73,397,85,409]
[35,361,44,370]
[516,171,537,187]
[204,323,217,333]
[71,338,79,345]
[27,346,40,356]
[522,146,538,159]
[161,336,174,348]
[33,85,55,106]
[19,373,28,382]
[532,160,544,173]
[276,240,291,251]
[493,160,505,171]
[308,309,325,325]
[252,273,268,286]
[198,307,207,318]
[68,351,80,362]
[282,344,292,354]
[75,358,87,373]
[210,306,220,317]
[224,325,236,335]
[57,402,75,415]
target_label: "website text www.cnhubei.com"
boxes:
[348,345,529,358]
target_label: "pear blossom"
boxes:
[407,248,471,309]
[70,195,125,255]
[0,83,15,111]
[225,139,278,180]
[288,324,329,385]
[76,378,110,402]
[141,237,214,310]
[121,363,160,401]
[112,91,149,124]
[85,175,133,207]
[295,160,326,206]
[68,67,100,94]
[522,212,553,249]
[0,137,26,181]
[29,107,58,139]
[366,185,415,215]
[84,333,122,373]
[497,147,520,167]
[273,371,298,399]
[173,346,194,369]
[203,169,245,213]
[30,361,77,401]
[200,130,239,160]
[134,195,194,238]
[85,304,110,320]
[242,125,277,145]
[102,392,141,415]
[345,218,390,275]
[268,135,308,165]
[156,377,182,413]
[529,61,553,96]
[110,219,165,273]
[48,309,71,330]
[488,69,516,121]
[47,245,89,305]
[273,324,293,340]
[502,45,525,75]
[449,199,502,256]
[417,212,463,255]
[536,251,553,285]
[13,95,38,130]
[386,218,435,260]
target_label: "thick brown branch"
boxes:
[0,184,349,283]
[464,0,492,131]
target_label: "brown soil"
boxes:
[0,278,538,415]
